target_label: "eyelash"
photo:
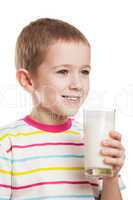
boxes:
[56,70,68,74]
[82,70,90,75]
[56,70,90,75]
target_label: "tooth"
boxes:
[67,97,78,100]
[62,95,79,101]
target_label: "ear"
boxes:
[16,69,34,93]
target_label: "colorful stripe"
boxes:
[7,142,84,153]
[0,154,84,163]
[0,124,26,132]
[0,181,98,190]
[0,195,98,200]
[0,129,80,141]
[15,195,98,199]
[0,131,43,140]
[0,167,84,176]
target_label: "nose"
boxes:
[68,73,82,90]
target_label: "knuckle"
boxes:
[117,150,122,157]
[119,143,123,149]
[123,154,126,160]
[118,159,123,166]
[123,146,126,152]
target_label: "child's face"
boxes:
[31,41,91,117]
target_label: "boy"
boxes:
[0,18,125,199]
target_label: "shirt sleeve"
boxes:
[0,143,12,199]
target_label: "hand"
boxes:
[100,131,126,177]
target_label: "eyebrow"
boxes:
[52,64,91,69]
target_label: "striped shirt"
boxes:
[0,115,125,200]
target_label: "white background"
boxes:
[0,0,132,199]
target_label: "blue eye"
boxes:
[56,70,68,74]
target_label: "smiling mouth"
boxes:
[61,95,81,102]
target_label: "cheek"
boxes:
[48,76,65,90]
[82,83,90,103]
[42,86,58,101]
[83,79,90,94]
[39,77,62,96]
[33,86,58,107]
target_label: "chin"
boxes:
[59,108,79,117]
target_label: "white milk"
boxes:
[84,110,115,177]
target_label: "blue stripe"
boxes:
[0,154,84,163]
[21,194,98,200]
[0,124,27,132]
[71,124,82,131]
[0,198,10,200]
[0,156,10,162]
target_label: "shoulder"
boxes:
[0,118,26,134]
[0,118,27,150]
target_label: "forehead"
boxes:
[44,41,91,67]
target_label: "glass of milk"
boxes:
[83,108,116,178]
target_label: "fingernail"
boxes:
[101,149,105,154]
[102,140,108,145]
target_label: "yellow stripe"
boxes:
[65,130,80,135]
[0,130,80,141]
[0,169,11,175]
[0,131,43,140]
[0,167,84,176]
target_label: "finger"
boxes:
[103,156,124,167]
[101,139,124,150]
[100,147,123,158]
[109,131,122,142]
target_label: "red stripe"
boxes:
[7,142,84,153]
[0,184,11,189]
[0,181,98,190]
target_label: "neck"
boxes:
[30,106,68,125]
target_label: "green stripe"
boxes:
[0,154,84,163]
[20,194,98,200]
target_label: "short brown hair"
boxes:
[15,18,90,74]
